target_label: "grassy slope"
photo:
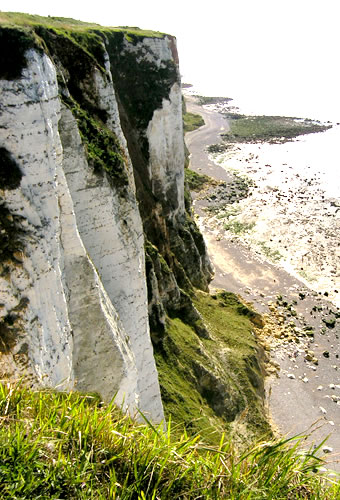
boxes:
[183,111,205,132]
[0,382,338,499]
[155,291,270,447]
[184,168,217,191]
[0,11,166,37]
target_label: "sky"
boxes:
[2,0,340,120]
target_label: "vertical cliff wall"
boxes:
[105,31,213,336]
[1,24,180,422]
[0,17,213,421]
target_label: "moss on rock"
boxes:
[66,100,128,188]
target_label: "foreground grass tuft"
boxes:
[0,382,338,498]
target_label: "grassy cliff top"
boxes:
[0,382,338,499]
[0,11,168,39]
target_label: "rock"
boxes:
[322,317,336,329]
[329,384,335,390]
[304,350,314,361]
[319,406,327,414]
[12,251,24,263]
[302,377,309,383]
[0,39,184,423]
[323,351,330,358]
[287,373,296,379]
[322,446,333,453]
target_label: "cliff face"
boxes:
[105,32,213,336]
[0,21,211,421]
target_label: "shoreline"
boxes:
[184,92,340,471]
[207,135,340,308]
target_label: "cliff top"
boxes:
[0,11,169,39]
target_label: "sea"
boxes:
[183,80,340,307]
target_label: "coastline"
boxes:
[207,131,340,308]
[184,91,340,471]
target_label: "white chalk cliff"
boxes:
[0,25,212,422]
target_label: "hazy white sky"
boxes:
[2,0,340,119]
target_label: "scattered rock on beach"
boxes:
[322,446,333,454]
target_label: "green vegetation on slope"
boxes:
[183,111,204,132]
[155,290,270,447]
[0,11,166,38]
[68,101,129,188]
[222,114,332,144]
[0,382,338,499]
[184,168,216,191]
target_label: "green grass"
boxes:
[257,241,282,262]
[222,115,332,144]
[0,12,167,38]
[155,291,270,447]
[0,382,338,499]
[184,168,216,191]
[224,220,256,234]
[0,13,169,84]
[183,111,205,132]
[195,95,233,105]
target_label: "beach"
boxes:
[184,92,340,471]
[208,128,340,308]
